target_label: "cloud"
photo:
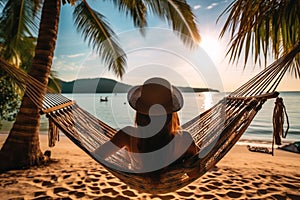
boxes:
[52,55,86,81]
[52,59,78,71]
[194,5,201,10]
[67,53,86,58]
[206,3,218,10]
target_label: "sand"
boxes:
[0,134,299,200]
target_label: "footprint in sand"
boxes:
[281,183,300,190]
[102,188,119,196]
[188,185,197,190]
[240,179,250,184]
[73,191,85,198]
[199,186,210,192]
[63,174,71,179]
[72,183,86,189]
[258,173,267,178]
[41,180,55,187]
[257,189,267,195]
[252,181,262,188]
[114,195,131,200]
[121,185,128,190]
[206,184,218,190]
[287,193,300,199]
[211,181,223,187]
[202,194,217,199]
[176,191,195,197]
[226,191,243,198]
[53,186,70,194]
[242,185,254,190]
[33,179,43,184]
[34,191,47,197]
[207,174,216,178]
[223,180,233,184]
[271,194,286,199]
[122,190,137,198]
[88,186,100,192]
[212,172,222,176]
[108,181,121,187]
[158,194,176,200]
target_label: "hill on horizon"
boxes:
[60,78,219,93]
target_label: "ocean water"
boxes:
[63,91,300,144]
[1,91,299,145]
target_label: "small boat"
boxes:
[100,96,108,102]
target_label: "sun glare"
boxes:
[199,35,223,63]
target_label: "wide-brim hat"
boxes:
[127,77,184,115]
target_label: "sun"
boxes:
[199,35,223,63]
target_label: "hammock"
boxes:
[1,42,299,193]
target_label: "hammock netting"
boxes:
[0,42,299,193]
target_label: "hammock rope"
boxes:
[0,42,299,193]
[272,97,290,155]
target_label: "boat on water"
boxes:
[100,96,108,102]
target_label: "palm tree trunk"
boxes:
[0,0,61,172]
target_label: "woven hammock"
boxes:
[0,42,299,193]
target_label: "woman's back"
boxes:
[124,126,197,174]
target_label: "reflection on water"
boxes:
[203,92,214,110]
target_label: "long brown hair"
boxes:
[134,112,180,150]
[133,112,181,183]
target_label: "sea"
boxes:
[1,91,300,146]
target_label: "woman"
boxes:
[94,77,199,182]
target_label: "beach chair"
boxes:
[0,42,298,193]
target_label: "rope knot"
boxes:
[272,97,289,145]
[48,117,59,147]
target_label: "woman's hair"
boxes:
[133,112,181,183]
[170,112,181,134]
[134,112,181,142]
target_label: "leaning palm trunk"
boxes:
[0,0,61,171]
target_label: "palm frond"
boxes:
[62,0,76,6]
[19,36,36,70]
[73,0,127,78]
[0,0,40,66]
[31,0,42,17]
[144,0,200,49]
[218,0,300,77]
[111,0,147,34]
[0,0,40,37]
[0,0,6,9]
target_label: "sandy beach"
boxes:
[0,133,299,200]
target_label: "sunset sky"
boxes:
[52,0,299,92]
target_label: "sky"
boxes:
[52,0,300,92]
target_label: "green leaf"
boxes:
[219,0,300,76]
[111,0,147,34]
[0,0,40,66]
[73,1,127,78]
[144,0,200,49]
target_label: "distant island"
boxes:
[60,78,219,93]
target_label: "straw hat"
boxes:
[127,77,184,115]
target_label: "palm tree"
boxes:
[0,0,200,171]
[219,0,300,75]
